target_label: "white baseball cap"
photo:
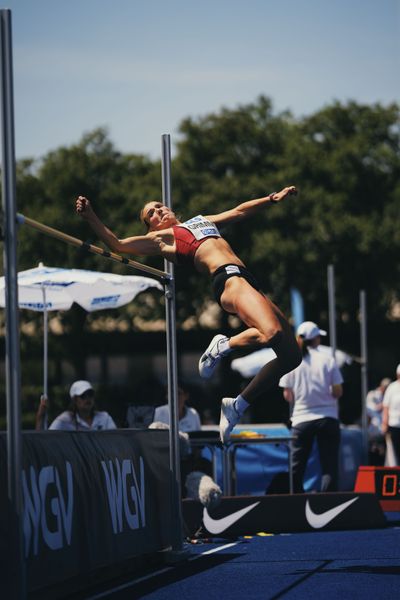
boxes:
[69,380,93,398]
[297,321,327,340]
[396,364,400,376]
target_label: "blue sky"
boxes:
[5,0,400,160]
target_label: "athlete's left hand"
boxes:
[273,186,298,202]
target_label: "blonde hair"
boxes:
[140,205,151,231]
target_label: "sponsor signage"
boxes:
[0,430,172,593]
[183,492,386,538]
[90,295,121,307]
[178,215,221,240]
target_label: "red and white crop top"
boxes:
[173,215,221,266]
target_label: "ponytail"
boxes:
[297,335,313,357]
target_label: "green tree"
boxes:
[172,97,400,325]
[1,97,399,427]
[278,101,400,321]
[6,98,400,333]
[11,129,165,376]
[172,96,295,321]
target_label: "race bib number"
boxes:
[178,215,221,240]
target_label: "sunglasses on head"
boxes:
[79,389,94,399]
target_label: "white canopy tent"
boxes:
[0,263,163,400]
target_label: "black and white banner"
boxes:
[183,492,386,538]
[0,429,172,592]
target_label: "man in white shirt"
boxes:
[279,321,343,493]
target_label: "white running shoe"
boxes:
[198,334,229,379]
[219,398,240,444]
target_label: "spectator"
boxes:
[42,380,117,431]
[35,394,49,431]
[279,321,343,493]
[366,377,391,465]
[154,384,202,432]
[149,419,222,513]
[149,383,222,512]
[382,364,400,466]
[367,378,391,433]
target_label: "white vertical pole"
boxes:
[161,134,184,555]
[327,264,337,357]
[0,8,26,599]
[359,290,369,463]
[42,286,48,430]
[42,286,48,398]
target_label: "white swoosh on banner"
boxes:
[203,501,260,534]
[305,496,359,529]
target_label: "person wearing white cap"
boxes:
[296,321,327,340]
[279,321,343,493]
[48,380,117,431]
[382,364,400,465]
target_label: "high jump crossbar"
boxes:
[16,213,171,281]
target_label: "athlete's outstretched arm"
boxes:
[205,186,297,226]
[75,196,160,256]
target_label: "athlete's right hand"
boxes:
[76,195,93,219]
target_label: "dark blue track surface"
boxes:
[88,513,400,600]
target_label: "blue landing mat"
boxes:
[96,516,400,600]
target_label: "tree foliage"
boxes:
[4,98,400,336]
[173,97,400,324]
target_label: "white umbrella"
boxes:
[231,344,353,378]
[0,263,163,403]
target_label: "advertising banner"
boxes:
[0,429,172,593]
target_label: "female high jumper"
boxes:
[76,186,301,442]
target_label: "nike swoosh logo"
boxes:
[203,501,260,534]
[305,496,359,529]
